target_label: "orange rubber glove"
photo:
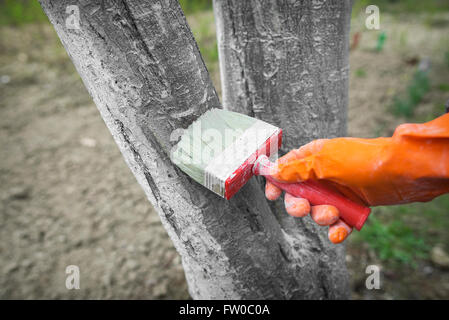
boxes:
[266,113,449,243]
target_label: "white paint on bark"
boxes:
[40,0,351,299]
[213,0,353,298]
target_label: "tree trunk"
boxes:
[39,0,349,299]
[213,0,352,297]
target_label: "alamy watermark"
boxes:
[365,5,380,30]
[365,265,381,290]
[65,265,80,290]
[66,5,80,30]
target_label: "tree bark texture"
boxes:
[40,0,350,299]
[213,0,352,297]
[214,0,351,150]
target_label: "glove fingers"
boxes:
[310,205,339,226]
[277,139,327,165]
[265,181,282,200]
[284,193,310,217]
[328,219,353,244]
[295,139,327,159]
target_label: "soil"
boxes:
[0,24,188,299]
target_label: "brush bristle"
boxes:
[171,109,257,182]
[170,108,281,198]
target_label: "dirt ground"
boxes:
[1,12,448,299]
[0,24,188,299]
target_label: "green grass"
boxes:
[0,0,48,26]
[438,83,449,92]
[417,103,448,123]
[179,0,212,14]
[352,195,449,267]
[353,216,429,266]
[375,31,387,52]
[355,68,367,78]
[390,70,430,117]
[187,11,219,71]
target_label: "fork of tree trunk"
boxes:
[39,0,352,299]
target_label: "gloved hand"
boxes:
[266,113,449,243]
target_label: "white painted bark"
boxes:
[39,0,350,299]
[213,0,352,297]
[214,0,352,149]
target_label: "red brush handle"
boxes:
[264,175,370,230]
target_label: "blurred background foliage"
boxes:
[1,0,449,299]
[0,0,47,25]
[352,0,449,15]
[179,0,212,14]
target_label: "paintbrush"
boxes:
[170,108,370,230]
